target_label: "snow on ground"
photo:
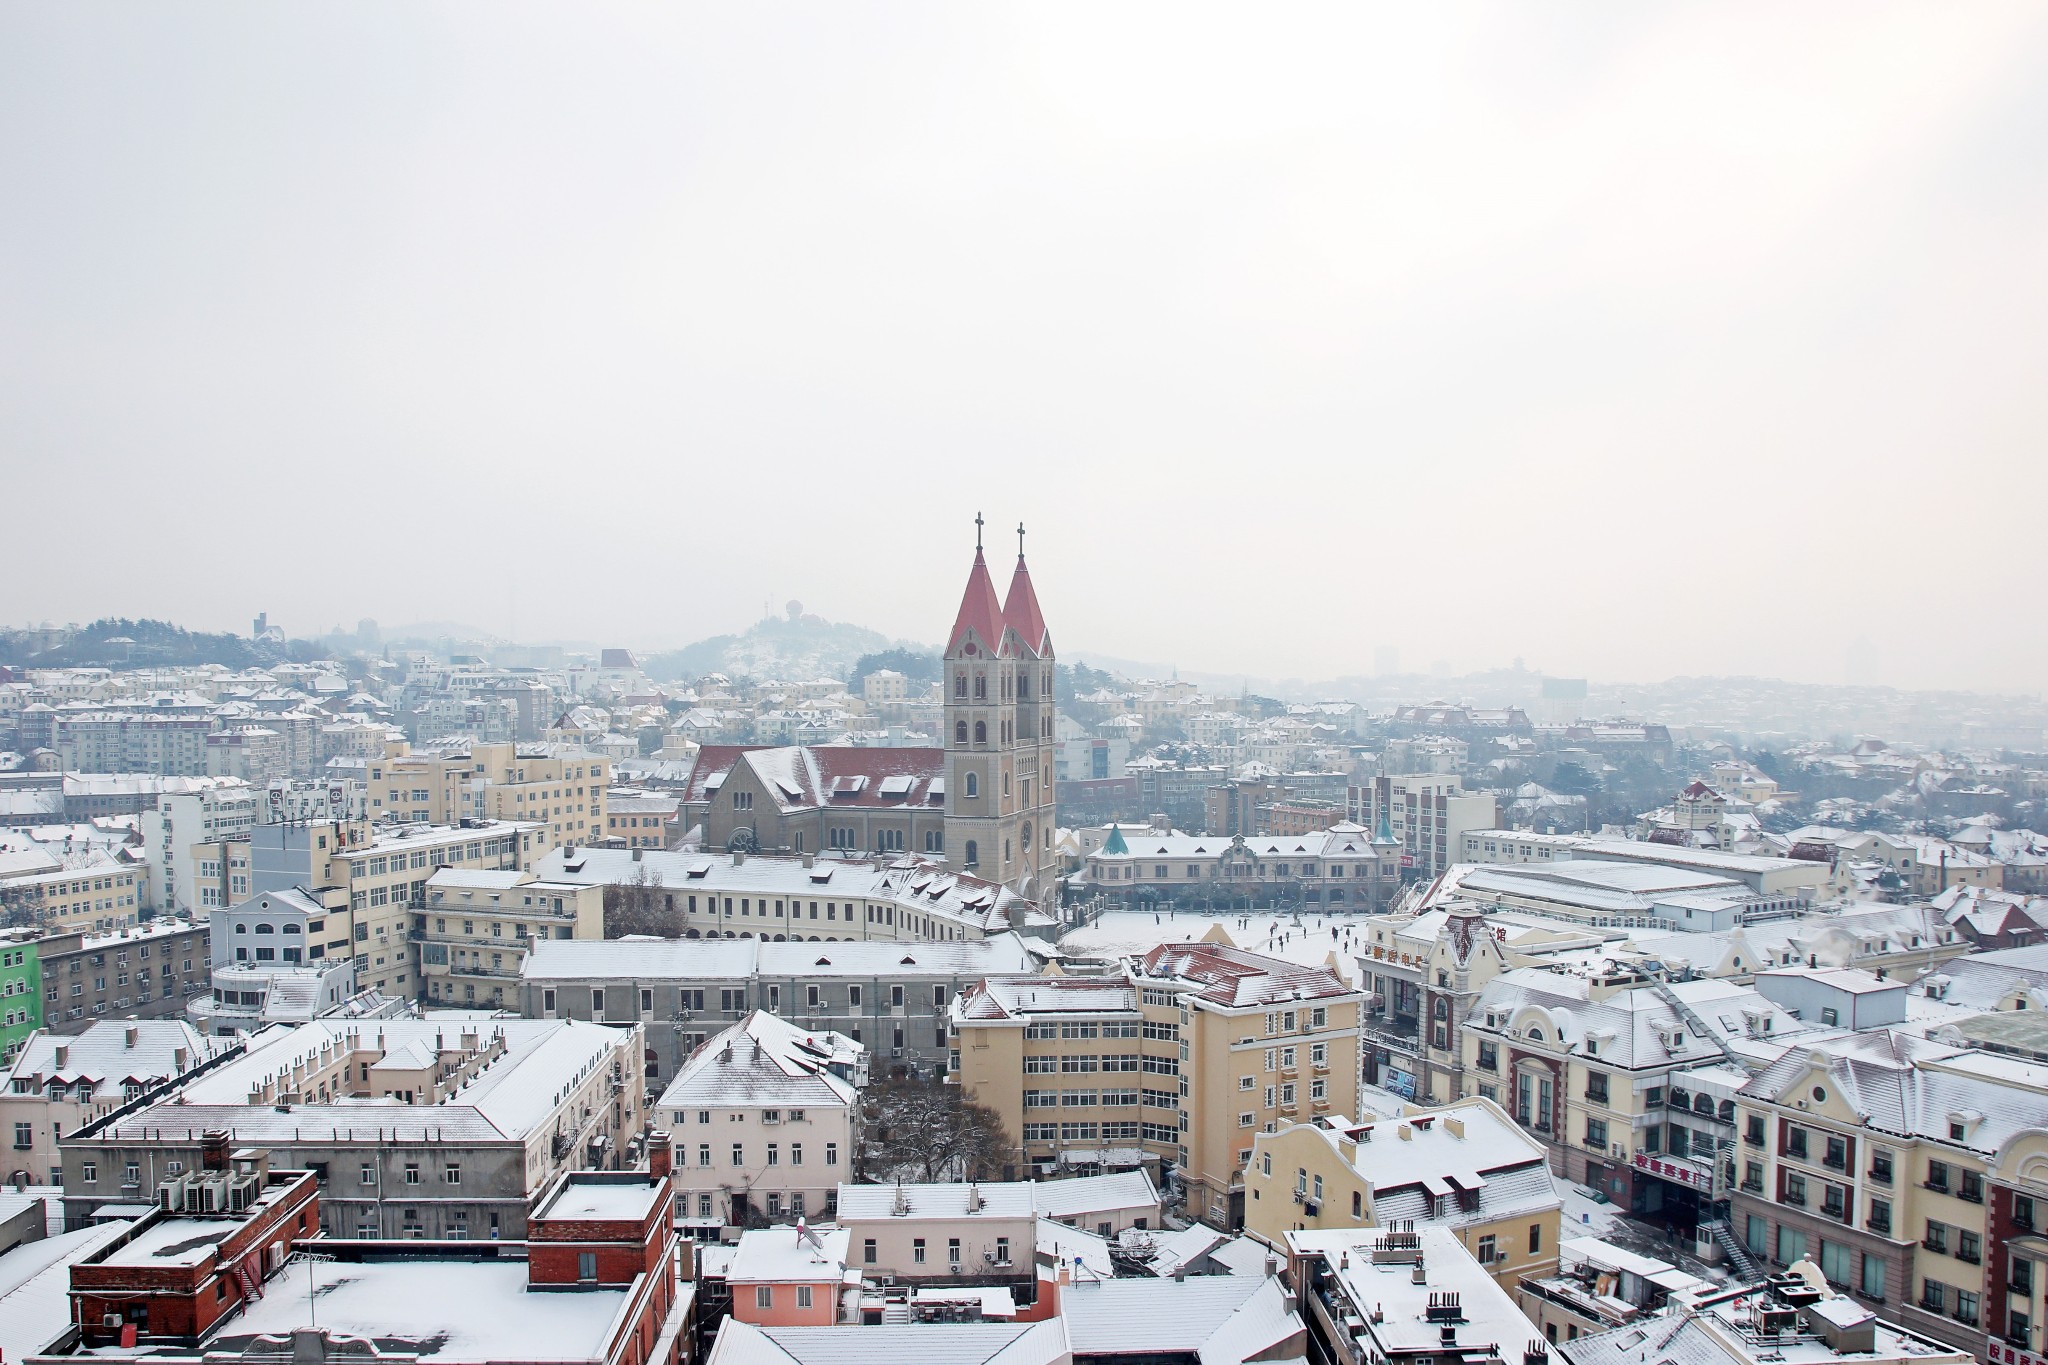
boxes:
[1560,1185,1623,1239]
[1060,911,1371,987]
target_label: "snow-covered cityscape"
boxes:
[5,8,2048,1365]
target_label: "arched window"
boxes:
[234,923,248,934]
[282,923,301,935]
[1003,771,1011,796]
[965,773,979,798]
[974,674,987,699]
[955,673,967,697]
[965,840,979,868]
[254,923,275,935]
[955,721,968,746]
[974,721,987,745]
[1022,821,1032,849]
[1351,1191,1363,1218]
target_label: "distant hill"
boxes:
[644,609,932,685]
[0,618,281,670]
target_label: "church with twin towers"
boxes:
[680,516,1058,907]
[940,516,1058,900]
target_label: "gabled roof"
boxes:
[947,548,1009,656]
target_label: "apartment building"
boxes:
[1728,1032,2048,1364]
[0,857,144,934]
[523,932,1047,1086]
[36,918,210,1033]
[1287,1224,1543,1365]
[61,1017,646,1239]
[1460,966,1801,1224]
[1,928,40,1061]
[951,937,1363,1228]
[1354,774,1500,880]
[1,1018,224,1186]
[25,1156,688,1365]
[684,744,947,860]
[655,1010,863,1230]
[415,866,603,1011]
[197,816,548,997]
[835,1180,1037,1297]
[1082,824,1399,910]
[138,777,258,917]
[532,845,1056,942]
[54,709,215,776]
[1243,1099,1563,1289]
[607,791,679,849]
[369,741,610,848]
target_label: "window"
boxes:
[1861,1252,1886,1300]
[444,1163,461,1184]
[1529,1223,1541,1254]
[948,1237,961,1264]
[732,1143,744,1166]
[825,1142,838,1166]
[913,1238,927,1264]
[796,1285,813,1310]
[756,1286,773,1310]
[1922,1280,1946,1313]
[1478,1234,1496,1264]
[405,1163,421,1185]
[1926,1160,1950,1193]
[578,1252,597,1281]
[1956,1290,1979,1326]
[995,1236,1011,1264]
[863,1239,877,1265]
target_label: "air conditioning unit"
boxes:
[1611,1143,1624,1158]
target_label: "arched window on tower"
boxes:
[965,839,979,868]
[1003,771,1011,797]
[954,721,967,746]
[974,721,987,745]
[965,773,978,798]
[955,673,966,697]
[1022,821,1032,850]
[974,674,986,700]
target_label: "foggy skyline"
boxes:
[5,4,2046,692]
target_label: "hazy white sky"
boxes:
[4,4,2046,690]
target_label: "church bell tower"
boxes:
[942,515,1057,903]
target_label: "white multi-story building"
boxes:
[139,778,259,917]
[657,1010,864,1232]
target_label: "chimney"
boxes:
[174,1047,190,1072]
[1398,1124,1413,1141]
[648,1131,673,1180]
[1174,1265,1187,1282]
[1525,1342,1551,1365]
[202,1129,231,1172]
[54,1043,69,1069]
[125,1024,139,1048]
[803,854,814,869]
[733,850,746,867]
[1443,1116,1465,1139]
[631,847,643,862]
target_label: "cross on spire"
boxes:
[975,511,984,550]
[1017,522,1026,558]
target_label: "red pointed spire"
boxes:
[947,518,1008,655]
[1003,525,1051,659]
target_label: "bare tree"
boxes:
[602,864,676,938]
[858,1077,1012,1184]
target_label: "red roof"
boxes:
[682,745,767,803]
[947,548,1009,656]
[1002,553,1051,659]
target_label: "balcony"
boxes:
[1782,1189,1807,1208]
[1869,1163,1894,1185]
[1868,1215,1892,1236]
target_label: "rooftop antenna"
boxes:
[289,1248,335,1328]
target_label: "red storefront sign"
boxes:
[1632,1149,1711,1191]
